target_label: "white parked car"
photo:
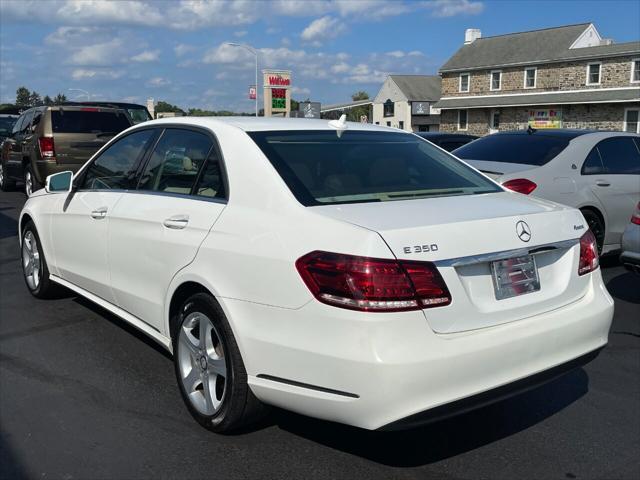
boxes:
[454,130,640,254]
[19,117,614,432]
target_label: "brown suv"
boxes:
[0,105,132,195]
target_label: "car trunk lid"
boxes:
[311,192,590,333]
[463,159,538,180]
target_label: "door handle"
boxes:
[90,206,108,219]
[163,215,189,230]
[595,180,610,187]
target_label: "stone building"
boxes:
[435,23,640,135]
[372,75,441,132]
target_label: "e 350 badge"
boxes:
[403,244,439,254]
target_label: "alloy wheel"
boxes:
[22,231,41,290]
[177,312,227,416]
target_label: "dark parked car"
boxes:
[416,132,478,152]
[0,113,20,143]
[63,101,153,124]
[0,105,132,195]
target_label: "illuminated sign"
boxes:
[262,69,291,115]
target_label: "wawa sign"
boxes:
[262,69,291,116]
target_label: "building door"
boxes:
[489,110,500,133]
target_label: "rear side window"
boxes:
[137,128,213,196]
[454,134,570,166]
[51,110,131,134]
[249,130,501,206]
[594,137,640,174]
[582,148,605,175]
[19,110,35,134]
[81,129,155,190]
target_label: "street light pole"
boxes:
[224,42,258,117]
[68,88,91,100]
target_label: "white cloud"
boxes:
[386,50,405,58]
[130,49,160,62]
[68,38,123,65]
[203,44,253,65]
[426,0,484,17]
[71,68,123,80]
[301,16,346,43]
[174,44,195,57]
[234,30,247,37]
[147,76,171,87]
[331,62,350,73]
[291,86,311,95]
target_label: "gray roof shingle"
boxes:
[440,23,640,72]
[434,88,640,109]
[390,75,442,101]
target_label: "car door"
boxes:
[108,127,227,331]
[50,128,157,302]
[581,136,640,246]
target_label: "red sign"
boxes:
[268,76,290,86]
[248,86,256,100]
[272,88,286,99]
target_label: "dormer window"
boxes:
[383,99,394,117]
[490,70,502,91]
[459,73,470,92]
[587,63,601,85]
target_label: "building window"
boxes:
[458,109,468,131]
[399,121,404,130]
[386,121,391,127]
[631,59,640,83]
[624,108,640,133]
[490,70,502,91]
[490,110,500,130]
[383,99,394,117]
[459,73,470,92]
[524,67,537,88]
[586,63,601,85]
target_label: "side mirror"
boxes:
[45,171,74,193]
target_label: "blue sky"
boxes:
[1,0,639,112]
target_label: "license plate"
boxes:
[491,255,540,300]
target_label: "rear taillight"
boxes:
[502,178,537,195]
[295,251,451,312]
[578,230,599,276]
[38,137,55,160]
[631,202,640,225]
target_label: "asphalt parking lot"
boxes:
[0,190,638,480]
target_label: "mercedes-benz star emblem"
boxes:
[516,220,531,242]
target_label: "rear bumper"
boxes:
[225,269,613,430]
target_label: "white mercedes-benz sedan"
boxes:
[19,117,614,432]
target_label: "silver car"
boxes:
[454,130,640,254]
[620,202,640,273]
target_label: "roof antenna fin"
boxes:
[328,114,348,138]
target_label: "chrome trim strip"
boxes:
[435,238,579,267]
[74,188,228,205]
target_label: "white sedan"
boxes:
[19,117,613,432]
[454,130,640,254]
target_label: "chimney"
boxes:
[464,28,482,44]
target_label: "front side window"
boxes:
[490,71,501,91]
[524,67,536,88]
[625,109,639,133]
[631,59,640,83]
[458,109,468,131]
[594,137,640,174]
[587,63,601,85]
[248,130,501,206]
[459,73,470,92]
[137,128,213,195]
[383,100,394,117]
[81,129,155,189]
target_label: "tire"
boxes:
[21,221,58,298]
[172,292,267,433]
[581,209,605,254]
[24,165,38,197]
[0,161,16,191]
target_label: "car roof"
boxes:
[417,132,478,139]
[63,101,148,109]
[141,116,400,133]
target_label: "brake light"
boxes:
[80,107,99,112]
[503,178,537,195]
[38,137,55,159]
[578,230,599,276]
[295,251,451,312]
[631,202,640,225]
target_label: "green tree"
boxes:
[43,95,53,106]
[53,93,67,105]
[15,86,31,107]
[28,91,42,107]
[351,91,369,101]
[155,100,184,114]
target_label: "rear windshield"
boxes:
[249,130,501,206]
[453,134,570,166]
[51,110,131,134]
